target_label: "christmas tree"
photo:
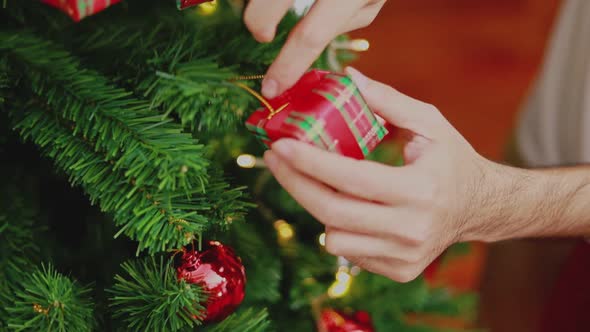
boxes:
[0,1,478,331]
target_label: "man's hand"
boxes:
[244,0,386,99]
[263,67,590,283]
[262,67,501,282]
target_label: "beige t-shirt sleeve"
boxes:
[515,0,590,168]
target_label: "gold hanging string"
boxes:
[228,75,289,120]
[230,74,265,81]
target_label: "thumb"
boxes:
[345,67,446,138]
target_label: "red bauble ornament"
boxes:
[175,241,246,323]
[177,0,214,10]
[318,309,375,332]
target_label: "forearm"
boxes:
[462,161,590,242]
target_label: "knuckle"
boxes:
[418,181,437,204]
[410,175,439,206]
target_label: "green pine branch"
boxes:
[6,263,94,332]
[74,16,259,135]
[8,105,208,253]
[337,272,479,332]
[109,256,206,332]
[21,1,309,134]
[0,214,38,286]
[36,2,257,134]
[1,30,253,253]
[148,60,253,134]
[201,308,272,332]
[0,193,38,287]
[1,30,209,194]
[421,288,478,320]
[0,58,7,106]
[0,165,42,328]
[216,218,282,305]
[0,218,34,328]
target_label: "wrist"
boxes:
[457,159,542,243]
[459,161,590,243]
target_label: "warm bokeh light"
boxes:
[274,219,294,241]
[351,39,370,52]
[318,232,326,246]
[197,0,218,15]
[327,271,352,298]
[236,154,256,168]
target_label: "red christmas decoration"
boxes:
[318,309,375,332]
[175,241,246,324]
[245,69,388,160]
[41,0,121,22]
[177,0,214,10]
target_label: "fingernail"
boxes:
[261,78,279,99]
[263,150,278,169]
[271,140,293,160]
[345,67,369,89]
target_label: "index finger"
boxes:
[261,0,365,98]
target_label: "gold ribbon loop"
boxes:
[229,76,289,120]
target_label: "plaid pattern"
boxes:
[42,0,120,21]
[311,74,388,156]
[245,70,388,159]
[284,112,339,152]
[245,120,271,148]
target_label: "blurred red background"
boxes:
[349,0,563,329]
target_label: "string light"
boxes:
[329,39,371,52]
[318,232,326,246]
[274,219,294,242]
[327,270,353,298]
[337,256,350,267]
[236,154,267,169]
[327,38,371,72]
[197,0,218,15]
[236,154,256,168]
[350,39,370,52]
[325,256,363,298]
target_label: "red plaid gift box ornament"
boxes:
[317,308,375,332]
[42,0,121,21]
[177,0,214,10]
[244,70,388,160]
